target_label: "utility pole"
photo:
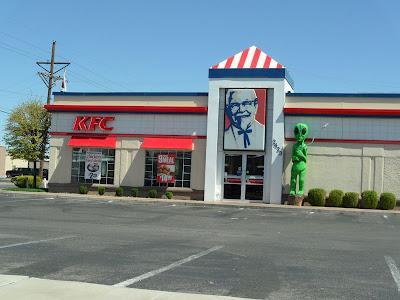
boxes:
[47,41,56,104]
[36,41,70,188]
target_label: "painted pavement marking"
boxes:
[0,235,76,250]
[113,245,224,287]
[385,256,400,292]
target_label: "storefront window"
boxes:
[71,148,115,184]
[144,151,191,188]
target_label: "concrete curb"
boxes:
[1,189,399,215]
[0,275,252,300]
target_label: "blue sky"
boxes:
[0,0,400,135]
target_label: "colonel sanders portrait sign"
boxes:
[224,89,266,151]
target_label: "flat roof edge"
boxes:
[286,92,400,98]
[53,92,209,97]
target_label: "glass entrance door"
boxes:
[224,153,264,201]
[224,154,242,200]
[245,155,264,200]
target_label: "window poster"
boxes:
[224,89,266,151]
[157,154,176,183]
[84,151,102,180]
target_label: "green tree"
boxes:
[4,100,50,184]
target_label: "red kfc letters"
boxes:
[73,116,114,131]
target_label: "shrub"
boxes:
[98,186,105,195]
[326,189,344,207]
[79,185,88,194]
[115,187,124,197]
[360,190,378,209]
[148,189,157,198]
[307,188,326,206]
[131,187,139,197]
[379,192,396,210]
[12,176,41,188]
[342,192,359,208]
[165,191,173,199]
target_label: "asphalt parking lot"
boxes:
[0,192,399,299]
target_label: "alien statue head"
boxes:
[294,123,309,143]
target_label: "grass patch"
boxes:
[3,188,46,192]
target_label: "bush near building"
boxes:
[11,175,41,189]
[165,191,173,199]
[115,187,124,197]
[342,192,359,208]
[131,187,139,197]
[307,188,326,206]
[379,192,396,210]
[326,189,344,207]
[98,186,105,195]
[148,189,157,198]
[360,191,378,209]
[79,185,88,194]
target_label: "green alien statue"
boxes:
[289,123,309,196]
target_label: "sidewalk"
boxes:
[1,189,399,214]
[0,275,251,300]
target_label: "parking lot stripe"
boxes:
[0,235,76,250]
[385,256,400,292]
[113,245,224,287]
[0,198,46,204]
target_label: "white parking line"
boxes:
[113,245,223,287]
[0,198,43,204]
[0,235,76,250]
[385,256,400,292]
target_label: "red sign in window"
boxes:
[73,116,115,131]
[157,154,176,183]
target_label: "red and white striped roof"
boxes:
[211,45,284,69]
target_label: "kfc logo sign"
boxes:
[73,116,115,131]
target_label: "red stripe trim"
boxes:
[45,104,208,113]
[276,63,283,69]
[263,56,272,68]
[50,132,207,139]
[237,48,250,68]
[211,64,219,69]
[250,48,261,68]
[224,56,235,69]
[285,137,400,145]
[284,107,400,117]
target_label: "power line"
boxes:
[0,31,125,91]
[0,33,115,91]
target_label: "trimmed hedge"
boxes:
[148,189,157,198]
[12,175,41,188]
[131,187,139,197]
[98,186,105,195]
[79,185,88,194]
[342,192,359,208]
[165,191,173,199]
[360,190,378,209]
[379,192,396,210]
[326,189,344,207]
[308,188,326,206]
[115,187,124,197]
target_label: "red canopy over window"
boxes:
[141,137,193,150]
[68,136,116,148]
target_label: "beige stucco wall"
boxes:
[53,95,208,107]
[49,137,72,183]
[285,95,400,109]
[191,139,206,190]
[116,138,145,187]
[283,142,400,199]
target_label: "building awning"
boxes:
[68,136,116,148]
[141,137,193,150]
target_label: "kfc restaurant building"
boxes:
[46,46,400,202]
